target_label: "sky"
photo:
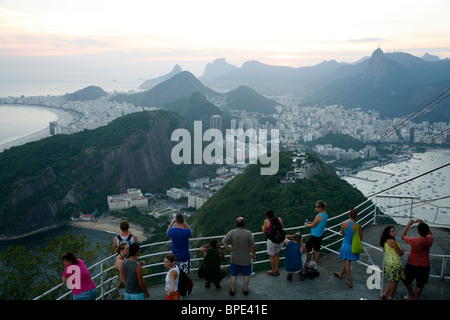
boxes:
[1,0,450,94]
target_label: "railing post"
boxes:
[100,261,104,300]
[409,197,413,220]
[373,197,378,225]
[441,256,447,282]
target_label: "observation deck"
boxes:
[34,195,450,302]
[145,224,450,301]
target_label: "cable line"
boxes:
[367,161,450,198]
[351,87,450,160]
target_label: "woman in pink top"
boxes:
[62,252,97,300]
[401,219,434,300]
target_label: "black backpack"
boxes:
[267,218,286,244]
[305,267,320,279]
[178,269,193,297]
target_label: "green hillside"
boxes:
[190,151,367,237]
[164,92,233,130]
[0,110,192,237]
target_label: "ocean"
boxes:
[0,75,143,97]
[342,149,450,227]
[0,225,114,254]
[0,105,58,150]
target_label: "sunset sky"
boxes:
[1,0,449,93]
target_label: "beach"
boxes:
[70,216,148,242]
[0,105,78,152]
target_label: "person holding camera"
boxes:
[401,219,434,300]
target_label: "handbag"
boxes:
[351,224,364,254]
[198,263,205,278]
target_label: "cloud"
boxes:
[347,37,384,42]
[70,38,112,48]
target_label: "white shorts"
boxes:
[267,239,283,256]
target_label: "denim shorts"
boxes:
[124,292,145,300]
[73,287,97,300]
[230,263,252,276]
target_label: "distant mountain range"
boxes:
[111,71,280,115]
[133,49,449,122]
[139,64,182,90]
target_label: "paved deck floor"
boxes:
[145,224,450,301]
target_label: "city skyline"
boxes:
[1,0,450,84]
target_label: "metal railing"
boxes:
[33,194,450,300]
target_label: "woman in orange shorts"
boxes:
[164,253,180,300]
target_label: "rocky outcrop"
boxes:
[304,159,338,179]
[95,117,176,193]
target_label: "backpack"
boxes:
[305,267,320,279]
[117,234,133,246]
[267,218,286,244]
[178,268,193,297]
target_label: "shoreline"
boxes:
[0,224,60,241]
[69,216,148,242]
[0,104,77,152]
[0,217,148,242]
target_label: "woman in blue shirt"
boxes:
[304,200,328,271]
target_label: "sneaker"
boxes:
[300,273,307,281]
[312,262,318,270]
[287,274,293,281]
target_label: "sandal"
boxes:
[333,272,343,279]
[267,270,279,276]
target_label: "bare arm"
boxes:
[305,214,322,228]
[387,239,404,256]
[401,220,414,240]
[136,266,149,298]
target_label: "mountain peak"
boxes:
[172,64,182,72]
[365,47,391,80]
[371,47,384,58]
[421,52,441,62]
[139,64,183,90]
[201,58,237,80]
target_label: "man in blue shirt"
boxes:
[167,213,193,273]
[283,232,307,280]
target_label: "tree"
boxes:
[0,234,113,300]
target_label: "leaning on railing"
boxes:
[33,194,450,300]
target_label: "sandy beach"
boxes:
[0,105,78,152]
[70,216,148,242]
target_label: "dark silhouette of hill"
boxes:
[223,85,279,114]
[63,85,107,101]
[112,71,216,108]
[111,71,280,115]
[163,92,233,130]
[302,49,450,121]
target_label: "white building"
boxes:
[166,188,191,200]
[188,192,212,209]
[107,188,148,211]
